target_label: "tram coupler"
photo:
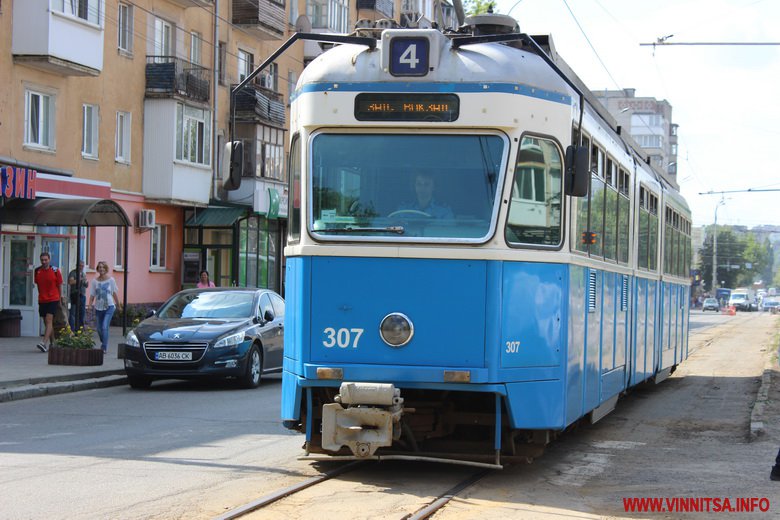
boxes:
[321,382,405,457]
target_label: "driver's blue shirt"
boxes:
[396,199,454,219]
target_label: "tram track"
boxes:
[212,462,493,520]
[213,461,367,520]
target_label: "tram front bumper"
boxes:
[321,382,404,457]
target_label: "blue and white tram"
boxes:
[280,14,692,468]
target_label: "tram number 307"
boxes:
[505,341,521,353]
[323,327,365,349]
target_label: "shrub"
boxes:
[56,326,96,350]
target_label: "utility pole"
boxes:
[712,197,726,293]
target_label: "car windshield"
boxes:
[310,133,506,241]
[157,291,255,319]
[705,299,717,304]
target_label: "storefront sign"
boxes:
[1,166,37,199]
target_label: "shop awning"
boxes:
[186,207,247,227]
[0,198,130,226]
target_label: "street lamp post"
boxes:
[712,198,726,293]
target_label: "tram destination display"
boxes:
[355,93,459,122]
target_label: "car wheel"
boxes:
[239,344,262,389]
[127,375,152,389]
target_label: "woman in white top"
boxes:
[88,261,119,354]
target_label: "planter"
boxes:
[48,347,104,366]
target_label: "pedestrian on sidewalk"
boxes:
[88,261,119,354]
[33,252,63,353]
[772,447,780,481]
[68,260,88,332]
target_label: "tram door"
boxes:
[2,236,36,336]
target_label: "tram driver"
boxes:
[393,172,454,219]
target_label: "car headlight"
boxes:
[125,330,140,347]
[213,331,246,349]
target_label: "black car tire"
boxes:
[239,344,262,389]
[127,375,152,389]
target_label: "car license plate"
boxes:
[155,351,192,361]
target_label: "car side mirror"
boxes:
[145,309,156,319]
[565,145,589,197]
[263,309,275,323]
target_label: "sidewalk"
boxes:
[0,326,128,402]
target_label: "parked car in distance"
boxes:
[120,288,285,389]
[762,298,779,314]
[702,298,720,312]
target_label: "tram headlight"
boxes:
[379,313,414,347]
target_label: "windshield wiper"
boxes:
[315,226,405,235]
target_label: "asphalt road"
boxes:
[1,312,778,519]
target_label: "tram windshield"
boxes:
[310,133,505,241]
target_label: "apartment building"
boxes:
[0,0,303,335]
[595,88,679,189]
[0,0,453,336]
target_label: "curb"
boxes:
[1,369,126,389]
[749,368,771,440]
[0,374,127,403]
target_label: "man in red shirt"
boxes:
[34,252,63,352]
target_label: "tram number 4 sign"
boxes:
[390,37,430,77]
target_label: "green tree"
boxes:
[698,227,746,291]
[739,235,772,286]
[464,0,497,16]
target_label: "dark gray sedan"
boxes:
[120,288,284,389]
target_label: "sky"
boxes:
[492,0,780,228]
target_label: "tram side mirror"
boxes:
[565,145,589,197]
[221,141,243,191]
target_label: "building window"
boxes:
[115,227,125,268]
[115,111,131,163]
[53,0,101,25]
[150,224,167,268]
[176,103,211,166]
[190,32,202,65]
[153,18,172,57]
[287,69,297,105]
[238,49,253,83]
[82,104,99,158]
[635,134,663,148]
[117,3,133,53]
[256,126,285,180]
[24,90,54,149]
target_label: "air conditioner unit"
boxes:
[137,209,156,229]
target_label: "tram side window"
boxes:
[588,145,606,258]
[603,159,618,261]
[637,187,659,270]
[505,136,563,246]
[664,207,692,277]
[288,134,301,243]
[617,169,630,264]
[573,135,591,254]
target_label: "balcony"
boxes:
[233,82,286,126]
[12,0,104,76]
[145,57,211,104]
[167,0,214,7]
[356,0,394,18]
[142,99,212,206]
[232,0,286,40]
